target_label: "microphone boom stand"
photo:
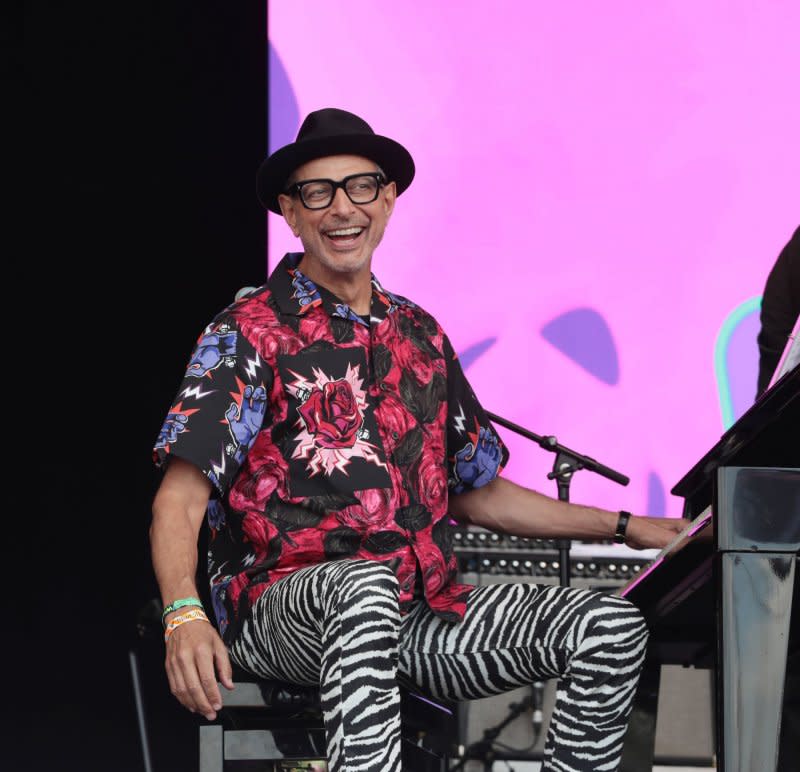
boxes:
[451,411,630,771]
[485,410,630,587]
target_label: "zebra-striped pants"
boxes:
[229,559,648,772]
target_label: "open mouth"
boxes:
[325,226,365,244]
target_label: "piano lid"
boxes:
[671,365,799,510]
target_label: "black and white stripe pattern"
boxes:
[401,583,648,771]
[231,560,403,772]
[230,560,648,772]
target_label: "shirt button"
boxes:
[380,382,390,391]
[392,431,399,440]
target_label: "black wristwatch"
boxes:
[614,510,631,544]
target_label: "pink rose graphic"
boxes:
[298,379,362,449]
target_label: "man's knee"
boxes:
[583,593,649,647]
[622,597,648,635]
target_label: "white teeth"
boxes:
[327,227,363,237]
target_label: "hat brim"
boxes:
[257,134,415,214]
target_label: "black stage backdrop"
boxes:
[23,3,267,770]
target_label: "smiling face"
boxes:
[277,154,397,285]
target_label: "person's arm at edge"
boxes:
[151,456,234,720]
[448,475,688,550]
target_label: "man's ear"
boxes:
[381,181,397,220]
[278,194,300,237]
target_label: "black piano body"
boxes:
[619,366,800,772]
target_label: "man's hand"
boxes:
[164,617,235,721]
[624,515,691,550]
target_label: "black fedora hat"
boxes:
[257,108,415,214]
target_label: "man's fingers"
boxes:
[167,657,199,714]
[173,643,219,719]
[178,659,219,719]
[196,648,227,711]
[215,641,235,690]
[199,673,224,713]
[183,680,218,720]
[165,664,185,710]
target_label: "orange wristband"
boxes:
[164,608,209,642]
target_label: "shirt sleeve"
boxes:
[152,313,273,494]
[442,334,510,493]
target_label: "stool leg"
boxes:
[199,725,223,772]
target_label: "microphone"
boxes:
[234,286,258,301]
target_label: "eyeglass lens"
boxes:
[299,175,381,208]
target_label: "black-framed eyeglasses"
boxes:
[286,172,386,210]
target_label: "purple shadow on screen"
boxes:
[458,337,498,371]
[540,308,620,385]
[646,471,666,517]
[268,42,300,154]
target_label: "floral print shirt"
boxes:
[153,253,508,646]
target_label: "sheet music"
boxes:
[653,504,713,561]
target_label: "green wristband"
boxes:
[162,596,203,627]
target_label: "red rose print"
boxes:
[239,510,275,552]
[375,395,416,450]
[337,488,393,530]
[242,307,303,359]
[226,572,251,608]
[423,555,447,595]
[230,440,288,511]
[299,312,333,344]
[359,486,394,515]
[375,313,441,385]
[416,449,448,510]
[298,379,362,449]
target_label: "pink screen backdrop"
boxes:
[267,1,799,517]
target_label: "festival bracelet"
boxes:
[164,608,210,642]
[161,596,204,627]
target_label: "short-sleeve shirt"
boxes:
[153,253,508,646]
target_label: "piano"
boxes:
[618,364,800,772]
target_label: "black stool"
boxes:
[199,665,456,771]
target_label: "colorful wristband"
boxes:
[161,596,204,627]
[164,608,209,642]
[614,510,632,544]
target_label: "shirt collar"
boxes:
[267,252,415,326]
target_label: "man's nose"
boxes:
[329,186,356,215]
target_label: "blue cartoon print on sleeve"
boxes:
[454,426,503,492]
[155,412,188,449]
[225,385,268,463]
[210,580,230,636]
[207,499,226,530]
[186,328,237,377]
